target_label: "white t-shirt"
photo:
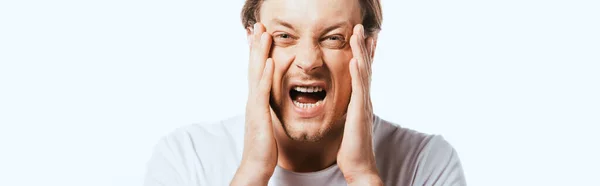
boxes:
[144,115,467,186]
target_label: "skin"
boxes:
[231,0,380,185]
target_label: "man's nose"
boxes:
[293,41,323,73]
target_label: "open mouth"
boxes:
[289,86,327,109]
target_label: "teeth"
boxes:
[293,100,324,109]
[293,86,324,93]
[316,100,322,106]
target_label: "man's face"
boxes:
[258,0,363,141]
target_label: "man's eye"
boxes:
[278,34,290,39]
[327,36,343,41]
[320,35,346,49]
[273,33,295,46]
[274,33,294,40]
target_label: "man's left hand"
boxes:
[336,24,383,186]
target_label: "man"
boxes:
[144,0,466,185]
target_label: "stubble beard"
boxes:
[273,106,347,143]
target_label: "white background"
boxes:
[1,0,598,185]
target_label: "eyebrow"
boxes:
[320,21,351,35]
[271,18,350,35]
[272,18,296,31]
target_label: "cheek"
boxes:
[322,49,352,86]
[270,47,295,100]
[322,49,353,110]
[271,46,295,69]
[271,47,295,78]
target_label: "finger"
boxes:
[251,23,266,54]
[252,32,272,80]
[357,25,372,80]
[346,58,370,136]
[364,37,374,81]
[350,34,365,74]
[366,37,375,62]
[349,58,364,100]
[249,23,260,57]
[350,25,365,63]
[258,58,274,105]
[350,27,374,117]
[249,24,272,86]
[247,26,254,48]
[350,28,370,92]
[248,23,260,86]
[351,25,369,73]
[353,25,373,90]
[253,22,266,44]
[358,25,370,63]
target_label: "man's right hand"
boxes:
[230,23,278,186]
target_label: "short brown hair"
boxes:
[241,0,383,36]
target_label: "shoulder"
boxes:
[372,116,457,159]
[412,135,466,185]
[372,116,466,185]
[372,116,435,157]
[144,115,245,186]
[156,115,244,151]
[158,115,245,159]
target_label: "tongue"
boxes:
[295,92,321,104]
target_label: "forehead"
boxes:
[260,0,362,29]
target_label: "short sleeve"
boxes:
[412,135,467,186]
[143,133,191,186]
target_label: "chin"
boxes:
[278,115,333,142]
